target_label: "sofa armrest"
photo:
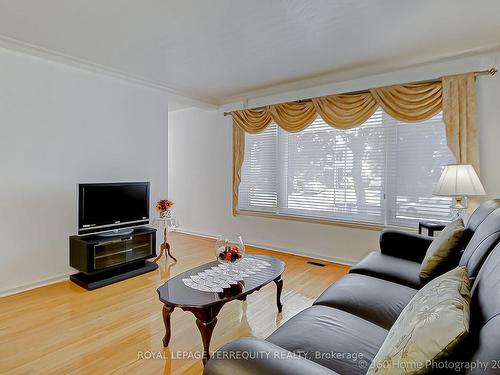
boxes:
[379,230,434,263]
[204,338,340,375]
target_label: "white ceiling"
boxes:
[0,0,499,105]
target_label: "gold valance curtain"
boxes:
[232,73,479,215]
[232,81,444,132]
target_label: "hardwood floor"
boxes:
[0,233,349,375]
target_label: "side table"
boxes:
[152,217,179,263]
[418,221,446,237]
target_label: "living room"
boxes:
[1,1,500,374]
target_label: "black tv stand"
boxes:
[70,260,157,290]
[69,226,157,290]
[98,228,135,237]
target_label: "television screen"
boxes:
[78,182,150,234]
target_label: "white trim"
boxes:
[219,45,500,109]
[0,228,357,297]
[3,33,499,109]
[175,228,357,266]
[0,34,217,109]
[0,273,72,298]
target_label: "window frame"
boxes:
[236,111,454,230]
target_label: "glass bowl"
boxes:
[215,235,245,264]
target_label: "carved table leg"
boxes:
[196,317,217,365]
[162,305,174,347]
[153,242,165,263]
[161,227,177,262]
[166,242,177,262]
[274,276,283,312]
[185,303,224,366]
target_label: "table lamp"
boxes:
[433,164,486,211]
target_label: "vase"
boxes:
[159,209,172,218]
[215,235,245,264]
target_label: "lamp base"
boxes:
[450,197,468,219]
[451,207,467,219]
[452,196,468,209]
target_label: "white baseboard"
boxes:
[175,228,219,240]
[175,228,357,266]
[1,228,356,298]
[0,273,70,298]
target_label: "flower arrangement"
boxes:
[156,199,173,217]
[215,236,245,264]
[217,245,243,262]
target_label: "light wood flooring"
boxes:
[0,233,349,375]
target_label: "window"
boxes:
[238,109,455,227]
[239,124,278,211]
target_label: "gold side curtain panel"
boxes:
[232,73,479,215]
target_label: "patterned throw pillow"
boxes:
[420,218,465,279]
[367,266,470,375]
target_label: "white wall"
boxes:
[0,47,168,295]
[168,51,500,265]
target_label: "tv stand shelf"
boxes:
[69,226,157,290]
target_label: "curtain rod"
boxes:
[223,67,497,116]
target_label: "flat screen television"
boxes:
[78,182,150,235]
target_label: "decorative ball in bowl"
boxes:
[215,235,245,264]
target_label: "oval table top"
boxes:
[156,255,285,308]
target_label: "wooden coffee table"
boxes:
[156,255,285,365]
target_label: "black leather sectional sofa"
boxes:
[204,200,500,375]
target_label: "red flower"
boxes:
[156,199,174,211]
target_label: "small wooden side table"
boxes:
[152,217,179,263]
[418,221,446,237]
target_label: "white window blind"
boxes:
[239,123,278,212]
[385,113,456,226]
[278,113,386,223]
[238,110,455,227]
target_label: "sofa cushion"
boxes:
[379,230,433,262]
[459,206,500,284]
[266,305,387,375]
[349,251,423,288]
[204,338,341,375]
[462,199,500,241]
[314,274,417,329]
[457,242,500,373]
[420,217,465,279]
[367,266,471,375]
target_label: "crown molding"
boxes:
[219,43,500,107]
[0,34,217,109]
[3,32,498,111]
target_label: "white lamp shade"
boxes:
[433,164,486,197]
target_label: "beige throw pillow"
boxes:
[367,266,470,375]
[420,218,465,279]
